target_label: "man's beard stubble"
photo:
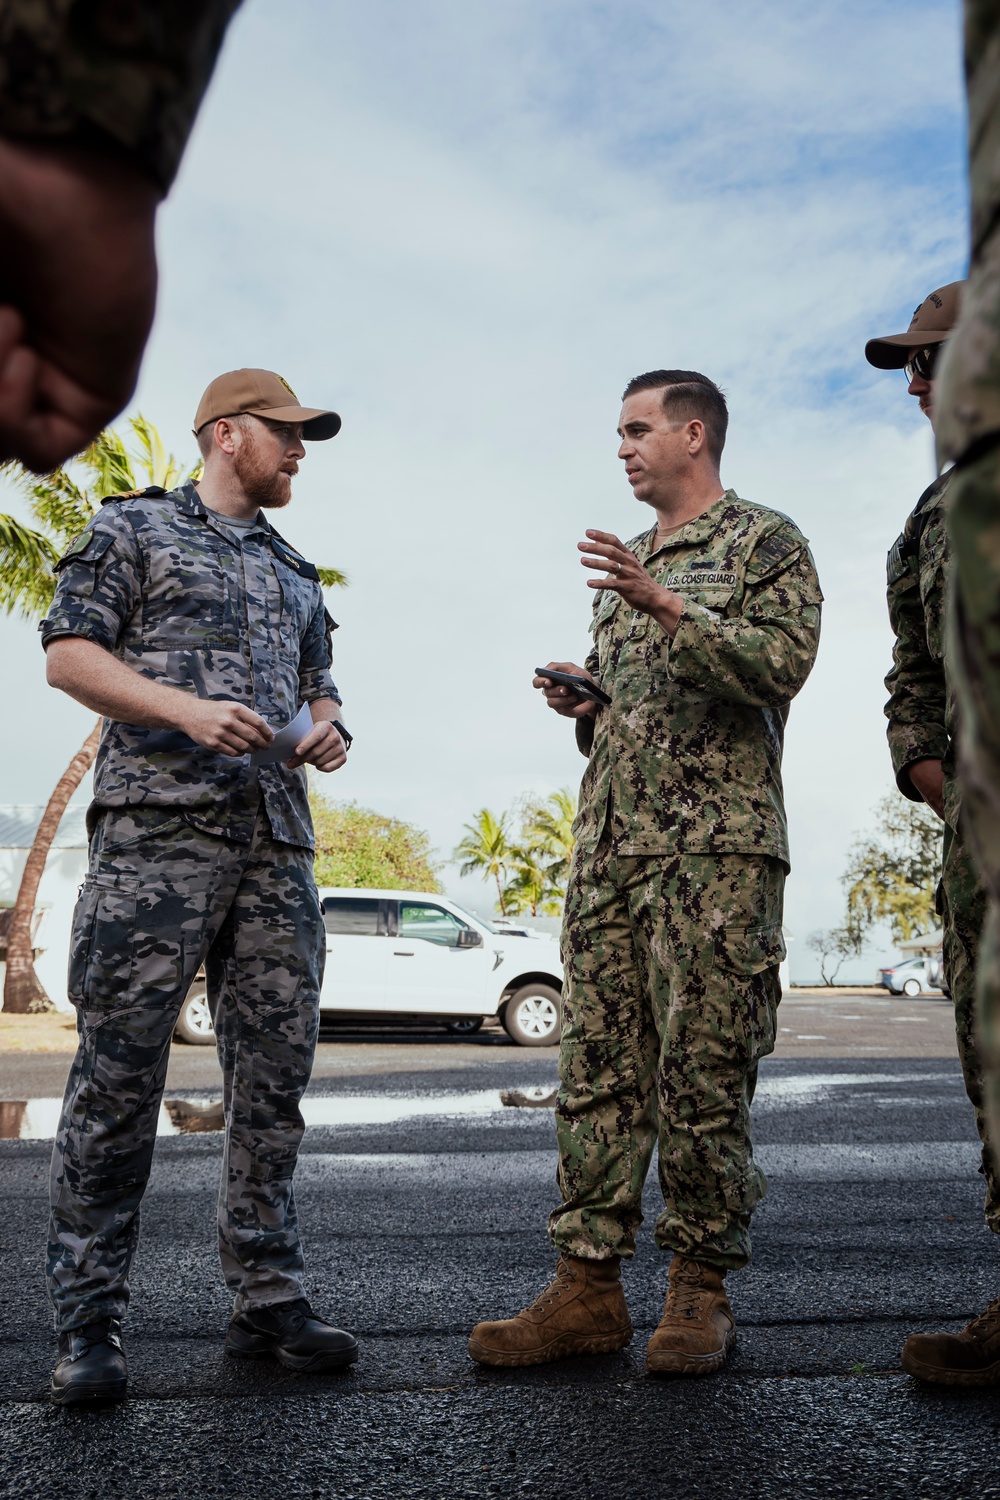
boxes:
[232,428,294,509]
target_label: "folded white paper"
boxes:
[249,701,314,767]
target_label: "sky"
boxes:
[0,0,969,981]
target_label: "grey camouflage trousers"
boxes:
[47,801,324,1333]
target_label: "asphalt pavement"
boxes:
[2,1008,1000,1499]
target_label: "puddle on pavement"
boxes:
[0,1085,561,1140]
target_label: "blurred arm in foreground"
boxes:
[900,0,1000,1391]
[0,0,243,470]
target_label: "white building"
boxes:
[0,804,88,1013]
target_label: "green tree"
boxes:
[843,793,943,946]
[501,788,577,916]
[0,418,346,1013]
[455,790,577,918]
[312,795,441,891]
[454,808,512,915]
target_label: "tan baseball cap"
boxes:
[865,281,965,369]
[193,368,341,440]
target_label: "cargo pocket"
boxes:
[714,924,784,1065]
[68,873,140,1011]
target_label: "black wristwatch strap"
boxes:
[332,718,353,749]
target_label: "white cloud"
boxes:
[0,0,967,980]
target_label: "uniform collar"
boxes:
[640,489,737,563]
[175,481,271,541]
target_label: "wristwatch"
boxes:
[332,718,353,750]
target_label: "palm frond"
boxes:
[317,566,349,588]
[26,468,95,547]
[80,428,136,499]
[129,413,195,490]
[0,515,59,617]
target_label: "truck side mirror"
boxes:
[456,929,484,949]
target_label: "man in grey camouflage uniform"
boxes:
[41,368,357,1405]
[0,0,243,470]
[866,287,1000,1380]
[469,370,822,1376]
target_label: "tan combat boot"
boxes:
[646,1254,736,1377]
[901,1295,1000,1385]
[467,1255,633,1367]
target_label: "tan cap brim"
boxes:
[865,329,951,370]
[249,404,342,440]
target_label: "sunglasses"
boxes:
[904,345,941,382]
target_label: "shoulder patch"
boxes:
[746,524,803,578]
[100,485,167,506]
[54,527,115,570]
[58,530,96,561]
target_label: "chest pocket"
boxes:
[661,566,739,617]
[142,535,233,645]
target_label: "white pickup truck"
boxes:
[175,888,564,1047]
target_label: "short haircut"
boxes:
[621,369,729,465]
[195,410,252,458]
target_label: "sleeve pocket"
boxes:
[54,530,116,599]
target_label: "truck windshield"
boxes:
[448,902,496,934]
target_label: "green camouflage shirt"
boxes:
[572,490,822,868]
[40,482,339,849]
[884,474,959,827]
[0,0,243,191]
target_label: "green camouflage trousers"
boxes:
[47,802,324,1333]
[549,833,784,1272]
[950,445,1000,1176]
[940,818,999,1230]
[941,0,1000,1187]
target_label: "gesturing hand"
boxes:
[578,529,683,637]
[533,661,598,720]
[287,720,348,772]
[0,140,159,472]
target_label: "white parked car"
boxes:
[175,889,564,1047]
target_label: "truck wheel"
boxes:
[503,984,562,1047]
[174,986,215,1045]
[444,1017,484,1036]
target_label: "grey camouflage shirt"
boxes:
[40,482,339,849]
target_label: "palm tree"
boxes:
[0,417,347,1013]
[501,790,577,917]
[454,808,512,916]
[523,788,577,891]
[500,848,553,918]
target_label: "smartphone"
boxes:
[534,667,612,707]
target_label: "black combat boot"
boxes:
[225,1299,358,1372]
[50,1318,128,1406]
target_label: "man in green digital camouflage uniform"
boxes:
[901,0,1000,1387]
[469,370,822,1376]
[41,369,357,1405]
[0,0,243,471]
[866,288,1000,1379]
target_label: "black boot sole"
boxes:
[50,1378,127,1407]
[225,1331,358,1373]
